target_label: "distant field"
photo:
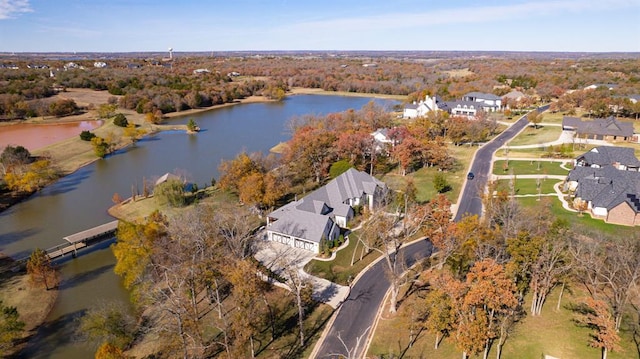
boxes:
[441,68,474,78]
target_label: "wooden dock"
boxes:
[45,220,119,260]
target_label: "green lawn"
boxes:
[304,230,381,285]
[493,160,570,176]
[508,125,562,146]
[517,197,638,237]
[368,285,637,359]
[498,144,589,159]
[540,111,566,124]
[382,144,477,204]
[495,178,559,195]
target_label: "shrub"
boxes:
[153,179,186,207]
[113,113,128,127]
[433,172,451,193]
[330,160,352,179]
[79,130,96,141]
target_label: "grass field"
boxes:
[368,285,638,359]
[508,124,562,146]
[497,144,590,159]
[382,144,477,204]
[540,110,566,124]
[493,160,570,176]
[495,178,559,195]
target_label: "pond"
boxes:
[0,121,103,151]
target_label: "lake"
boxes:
[0,94,397,358]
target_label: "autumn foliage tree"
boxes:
[218,151,286,209]
[526,109,543,129]
[26,248,57,290]
[580,297,622,359]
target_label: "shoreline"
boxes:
[0,88,406,216]
[0,88,406,355]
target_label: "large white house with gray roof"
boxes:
[266,168,388,253]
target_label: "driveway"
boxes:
[254,239,350,309]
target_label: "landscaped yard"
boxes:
[507,124,562,146]
[304,230,381,285]
[494,178,559,195]
[493,159,570,176]
[368,285,637,359]
[517,196,638,237]
[540,110,567,124]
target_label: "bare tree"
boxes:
[571,234,640,331]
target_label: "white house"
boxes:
[93,62,107,68]
[371,128,395,153]
[446,101,480,118]
[462,92,502,111]
[193,68,211,75]
[403,95,439,119]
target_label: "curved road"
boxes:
[313,105,549,358]
[454,105,550,221]
[313,239,433,358]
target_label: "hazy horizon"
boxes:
[1,0,639,53]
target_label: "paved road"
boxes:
[454,105,550,221]
[313,239,433,358]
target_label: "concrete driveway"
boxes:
[254,238,350,309]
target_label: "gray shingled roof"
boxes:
[576,146,640,168]
[269,210,334,243]
[562,116,582,128]
[463,92,502,101]
[570,163,640,212]
[268,168,386,241]
[565,116,634,138]
[445,100,481,109]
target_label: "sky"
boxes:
[0,0,639,53]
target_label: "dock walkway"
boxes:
[46,220,119,260]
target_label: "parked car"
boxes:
[467,172,475,180]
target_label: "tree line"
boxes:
[3,55,639,120]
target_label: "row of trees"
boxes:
[4,55,639,120]
[0,96,79,119]
[550,87,640,119]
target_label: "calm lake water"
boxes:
[0,95,396,358]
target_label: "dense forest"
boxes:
[2,53,640,120]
